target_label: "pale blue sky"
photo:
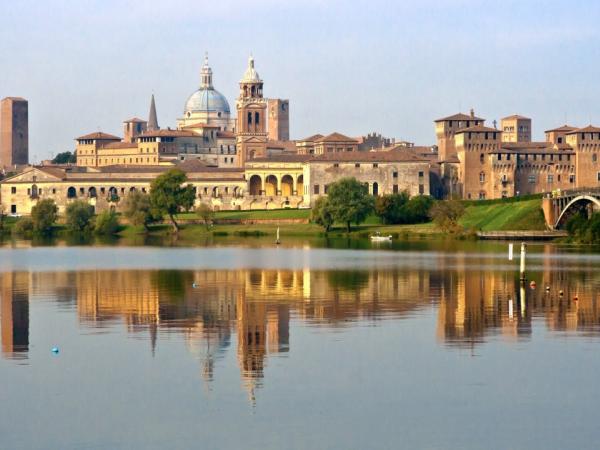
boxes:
[1,0,599,161]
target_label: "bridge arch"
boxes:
[555,195,600,229]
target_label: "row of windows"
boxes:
[487,153,574,163]
[312,183,425,195]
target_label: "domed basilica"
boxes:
[177,54,235,132]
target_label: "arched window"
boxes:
[372,182,379,196]
[255,112,260,126]
[480,153,485,164]
[67,187,77,198]
[247,112,252,126]
[479,172,485,183]
[88,187,97,198]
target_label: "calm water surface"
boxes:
[1,241,600,450]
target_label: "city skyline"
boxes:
[2,0,600,161]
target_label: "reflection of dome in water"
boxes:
[184,53,230,115]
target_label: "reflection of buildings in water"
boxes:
[4,262,600,394]
[0,272,29,359]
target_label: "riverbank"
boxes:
[0,196,553,242]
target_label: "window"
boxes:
[11,205,16,214]
[558,174,561,182]
[558,137,563,144]
[324,184,329,194]
[52,188,56,194]
[355,163,360,168]
[393,184,398,193]
[597,172,600,182]
[333,163,339,168]
[419,184,424,194]
[11,187,16,194]
[480,153,485,164]
[569,175,575,183]
[479,172,485,183]
[478,192,486,200]
[327,147,334,153]
[593,154,598,163]
[347,147,353,152]
[313,185,320,195]
[393,172,398,178]
[547,175,554,184]
[373,163,378,168]
[528,175,536,184]
[501,191,508,198]
[418,171,424,178]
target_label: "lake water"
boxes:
[1,240,600,449]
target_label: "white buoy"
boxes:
[508,243,514,261]
[519,242,527,281]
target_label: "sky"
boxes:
[1,0,600,162]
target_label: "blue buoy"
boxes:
[51,347,59,354]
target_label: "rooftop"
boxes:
[544,125,577,133]
[315,132,358,143]
[454,125,500,134]
[76,132,121,141]
[434,112,484,123]
[501,114,530,121]
[566,125,600,134]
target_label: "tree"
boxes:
[326,177,374,232]
[123,191,159,231]
[311,196,334,232]
[52,151,76,164]
[31,199,58,235]
[196,203,215,230]
[65,200,94,232]
[374,192,409,224]
[403,195,434,223]
[150,169,196,231]
[94,210,120,235]
[429,199,465,233]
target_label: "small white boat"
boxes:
[370,232,392,242]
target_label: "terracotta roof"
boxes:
[454,125,500,134]
[123,117,147,123]
[544,125,576,133]
[315,132,358,143]
[311,149,427,163]
[2,96,26,102]
[37,166,67,179]
[138,129,198,138]
[267,140,297,151]
[217,130,236,139]
[501,114,530,120]
[100,142,138,149]
[566,125,600,134]
[181,122,219,129]
[434,112,484,122]
[76,132,121,141]
[249,154,313,163]
[298,134,324,142]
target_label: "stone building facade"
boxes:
[436,112,600,199]
[0,97,28,169]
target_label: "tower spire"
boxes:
[200,52,213,89]
[148,94,159,131]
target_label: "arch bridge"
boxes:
[542,189,600,229]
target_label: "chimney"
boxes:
[470,108,475,118]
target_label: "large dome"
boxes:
[184,88,230,115]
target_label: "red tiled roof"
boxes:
[138,129,198,138]
[76,132,121,141]
[298,134,324,142]
[123,117,147,123]
[501,114,530,120]
[315,132,358,143]
[434,112,484,122]
[544,125,576,133]
[217,131,236,139]
[566,125,600,134]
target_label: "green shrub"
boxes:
[94,210,120,236]
[13,217,33,236]
[31,199,58,235]
[65,200,94,232]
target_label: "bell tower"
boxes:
[236,55,268,165]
